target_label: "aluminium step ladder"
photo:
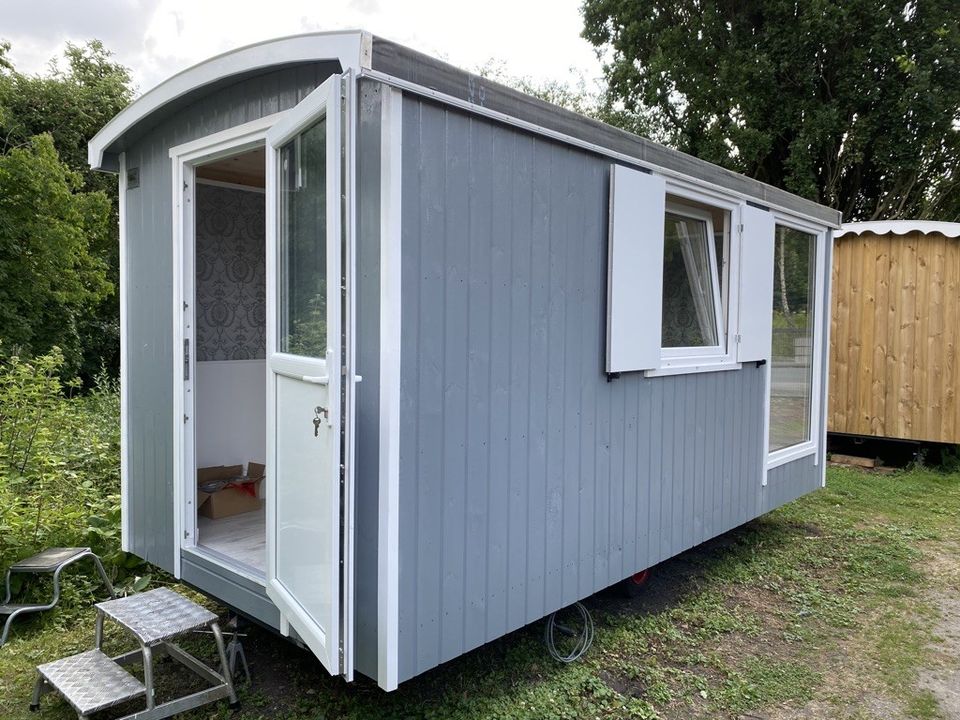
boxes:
[31,586,239,719]
[1,547,114,648]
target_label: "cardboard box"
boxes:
[197,464,263,519]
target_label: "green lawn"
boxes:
[2,465,958,720]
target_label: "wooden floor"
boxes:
[197,508,265,573]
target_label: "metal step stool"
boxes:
[34,649,146,716]
[2,547,114,647]
[31,587,238,719]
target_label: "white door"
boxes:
[264,75,349,676]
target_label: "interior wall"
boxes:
[195,360,266,468]
[194,182,266,470]
[195,183,266,362]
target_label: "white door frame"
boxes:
[169,114,283,581]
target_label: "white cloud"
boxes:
[2,0,603,96]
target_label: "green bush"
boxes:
[0,347,145,602]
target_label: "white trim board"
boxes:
[342,70,359,683]
[118,152,131,552]
[819,229,834,487]
[377,85,402,692]
[170,153,188,578]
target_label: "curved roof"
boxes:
[87,30,370,170]
[837,220,960,238]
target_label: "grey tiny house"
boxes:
[88,31,840,690]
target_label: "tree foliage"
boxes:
[0,134,112,372]
[478,60,605,118]
[581,0,960,221]
[0,41,133,380]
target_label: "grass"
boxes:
[1,464,958,719]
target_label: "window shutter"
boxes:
[606,165,666,373]
[736,205,776,363]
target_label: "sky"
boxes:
[2,0,605,96]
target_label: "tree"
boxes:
[478,60,605,117]
[581,0,960,221]
[0,41,133,380]
[0,134,112,373]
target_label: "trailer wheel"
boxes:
[622,569,651,598]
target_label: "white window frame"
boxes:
[764,213,827,470]
[647,182,743,377]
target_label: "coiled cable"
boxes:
[544,601,594,663]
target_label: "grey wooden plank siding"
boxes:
[763,455,821,512]
[396,95,821,683]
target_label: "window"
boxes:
[277,119,327,357]
[606,167,739,374]
[657,194,735,371]
[768,224,817,452]
[605,163,829,475]
[661,206,723,349]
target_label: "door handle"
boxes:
[274,369,329,385]
[302,375,329,385]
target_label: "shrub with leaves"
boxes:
[0,347,147,603]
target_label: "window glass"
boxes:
[662,212,720,348]
[769,225,817,451]
[278,118,327,357]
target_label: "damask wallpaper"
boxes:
[195,183,266,361]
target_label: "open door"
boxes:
[264,75,350,676]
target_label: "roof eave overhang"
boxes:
[88,30,371,171]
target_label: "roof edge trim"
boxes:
[837,220,960,239]
[88,30,371,170]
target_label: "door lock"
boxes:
[313,406,329,436]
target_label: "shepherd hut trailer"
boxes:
[88,31,840,690]
[830,220,960,444]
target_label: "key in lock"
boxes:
[313,406,329,436]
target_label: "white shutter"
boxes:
[736,205,776,363]
[606,165,666,373]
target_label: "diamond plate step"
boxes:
[37,649,145,715]
[12,547,89,572]
[96,587,216,645]
[0,603,46,615]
